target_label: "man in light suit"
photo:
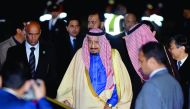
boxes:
[5,21,58,98]
[0,21,25,71]
[135,42,183,109]
[0,62,53,109]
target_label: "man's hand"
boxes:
[63,100,72,107]
[31,79,46,100]
[0,76,2,88]
[104,104,112,109]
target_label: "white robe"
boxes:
[57,48,132,109]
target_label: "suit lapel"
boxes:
[35,42,48,75]
[179,55,190,70]
[21,43,29,65]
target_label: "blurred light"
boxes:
[108,0,115,5]
[39,14,52,22]
[141,14,164,27]
[104,13,124,36]
[158,2,163,8]
[39,12,67,22]
[147,4,153,9]
[0,19,6,23]
[59,12,67,19]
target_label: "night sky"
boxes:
[0,0,186,20]
[0,0,189,42]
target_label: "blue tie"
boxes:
[177,61,181,70]
[29,47,36,78]
[72,39,77,52]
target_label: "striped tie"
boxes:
[29,47,35,78]
[177,61,181,70]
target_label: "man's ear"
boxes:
[100,22,104,29]
[22,80,31,92]
[153,31,156,37]
[181,46,185,50]
[16,28,22,33]
[66,26,69,31]
[147,57,156,67]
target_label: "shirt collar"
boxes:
[3,88,22,99]
[51,17,59,25]
[149,67,167,78]
[13,36,21,45]
[70,36,76,40]
[178,55,188,66]
[25,41,39,50]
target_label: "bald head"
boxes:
[124,13,137,32]
[25,21,41,46]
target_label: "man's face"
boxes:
[66,20,80,37]
[168,41,182,60]
[124,14,137,31]
[88,14,101,29]
[88,36,100,54]
[138,50,151,75]
[51,11,61,18]
[26,23,41,46]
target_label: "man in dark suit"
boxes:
[136,42,183,109]
[0,62,53,109]
[40,3,67,46]
[5,21,57,98]
[57,17,83,83]
[168,34,190,109]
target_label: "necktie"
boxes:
[29,47,36,77]
[73,39,76,49]
[49,20,54,30]
[177,61,181,70]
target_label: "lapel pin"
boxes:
[43,50,46,54]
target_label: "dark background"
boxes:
[0,0,189,42]
[0,0,186,21]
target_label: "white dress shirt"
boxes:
[177,55,188,68]
[49,17,58,30]
[25,41,39,70]
[149,67,167,78]
[70,36,76,48]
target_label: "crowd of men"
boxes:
[0,3,189,109]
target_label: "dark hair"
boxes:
[88,10,105,22]
[47,3,61,12]
[66,17,81,26]
[140,41,167,65]
[1,61,31,89]
[168,34,190,53]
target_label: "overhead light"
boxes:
[39,14,52,22]
[59,12,67,19]
[141,14,164,27]
[39,12,67,22]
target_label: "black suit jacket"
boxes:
[5,40,58,98]
[107,32,142,109]
[40,18,67,43]
[176,55,190,109]
[56,33,84,83]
